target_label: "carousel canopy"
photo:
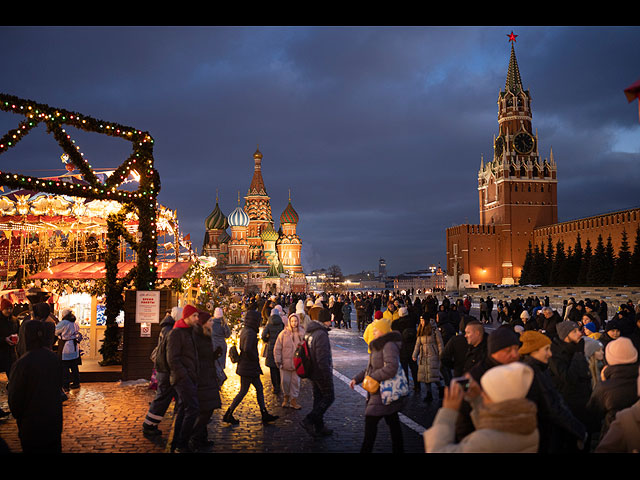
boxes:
[30,261,193,280]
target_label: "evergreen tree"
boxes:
[578,239,592,286]
[605,235,616,284]
[550,240,569,286]
[519,241,534,285]
[587,235,609,286]
[630,226,640,286]
[565,245,575,286]
[544,235,554,285]
[531,243,546,285]
[611,229,632,286]
[570,234,583,285]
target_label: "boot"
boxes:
[424,386,433,403]
[290,397,302,410]
[222,408,239,425]
[281,395,290,408]
[261,409,279,424]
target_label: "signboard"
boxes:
[140,322,151,337]
[135,290,160,324]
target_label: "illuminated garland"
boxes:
[0,93,161,365]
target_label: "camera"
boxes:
[451,376,471,392]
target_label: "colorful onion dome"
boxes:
[205,201,228,230]
[228,205,250,227]
[260,223,279,242]
[280,201,298,225]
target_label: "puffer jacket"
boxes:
[274,325,305,371]
[412,322,444,383]
[236,310,262,378]
[192,322,221,412]
[353,330,406,417]
[261,313,284,369]
[305,317,333,392]
[166,319,198,386]
[587,362,640,436]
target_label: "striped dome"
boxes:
[260,223,279,242]
[280,201,299,224]
[205,201,228,230]
[228,205,250,227]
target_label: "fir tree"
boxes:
[578,239,592,286]
[544,235,554,285]
[570,234,583,285]
[630,226,640,286]
[587,235,609,286]
[532,242,547,285]
[519,241,534,285]
[611,229,632,286]
[605,235,616,284]
[550,240,568,286]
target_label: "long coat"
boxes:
[354,330,406,417]
[0,312,17,373]
[236,310,262,378]
[8,347,63,452]
[166,321,198,387]
[274,325,305,371]
[192,323,221,412]
[261,313,284,369]
[412,322,444,383]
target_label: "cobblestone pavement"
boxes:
[0,310,498,454]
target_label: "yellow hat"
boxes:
[518,330,551,355]
[371,319,392,335]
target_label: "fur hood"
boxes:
[369,330,402,352]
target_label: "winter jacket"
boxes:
[441,334,468,378]
[548,337,594,429]
[261,314,284,369]
[192,322,221,412]
[211,316,230,386]
[462,333,489,375]
[306,318,333,392]
[153,314,176,373]
[523,355,587,453]
[166,319,199,387]
[236,310,262,378]
[587,362,640,436]
[274,325,305,371]
[330,301,344,324]
[341,303,352,323]
[392,315,417,364]
[55,319,81,361]
[412,322,444,383]
[424,398,539,453]
[595,399,640,453]
[0,312,17,373]
[353,330,406,417]
[8,347,63,452]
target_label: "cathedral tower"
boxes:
[276,192,303,273]
[244,147,274,264]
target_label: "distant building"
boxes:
[378,257,387,280]
[445,38,640,289]
[392,265,447,293]
[203,148,307,293]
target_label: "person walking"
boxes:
[301,307,335,438]
[166,304,201,453]
[341,296,352,329]
[187,310,222,452]
[412,314,444,402]
[223,302,278,425]
[211,307,230,388]
[261,304,285,395]
[142,306,179,437]
[393,307,419,393]
[350,319,405,453]
[274,312,305,409]
[55,308,82,393]
[8,319,63,453]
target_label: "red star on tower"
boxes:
[507,31,518,43]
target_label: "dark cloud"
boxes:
[0,26,638,275]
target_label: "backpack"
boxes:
[293,335,313,378]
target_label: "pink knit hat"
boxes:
[605,337,638,366]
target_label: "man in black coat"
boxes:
[0,299,17,419]
[142,307,178,437]
[8,319,63,453]
[166,304,201,453]
[301,307,335,438]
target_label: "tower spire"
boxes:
[505,33,523,94]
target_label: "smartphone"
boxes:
[451,376,470,392]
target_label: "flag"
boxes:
[624,78,640,122]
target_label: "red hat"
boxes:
[374,310,383,320]
[0,298,12,311]
[181,304,198,321]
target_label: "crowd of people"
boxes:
[1,287,639,453]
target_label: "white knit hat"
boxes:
[213,307,224,319]
[480,362,534,403]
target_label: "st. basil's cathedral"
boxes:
[202,148,307,293]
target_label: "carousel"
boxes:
[0,171,193,362]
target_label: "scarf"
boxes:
[471,398,538,435]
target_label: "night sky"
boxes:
[0,26,638,276]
